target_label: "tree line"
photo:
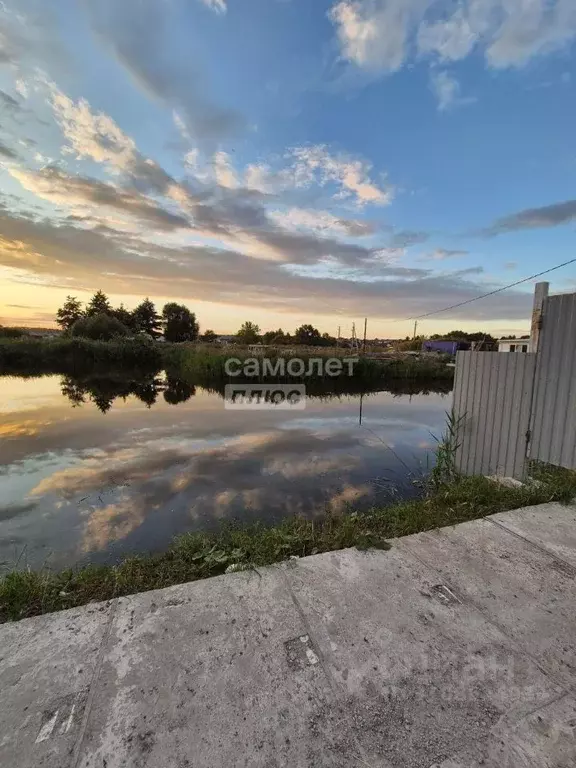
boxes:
[235,322,338,347]
[56,292,200,343]
[55,297,340,347]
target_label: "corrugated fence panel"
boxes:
[454,351,536,478]
[530,294,576,469]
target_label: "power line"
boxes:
[402,258,576,322]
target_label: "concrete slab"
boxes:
[77,568,376,768]
[283,547,563,768]
[395,516,576,689]
[0,601,113,768]
[488,693,576,768]
[1,502,575,768]
[490,502,576,569]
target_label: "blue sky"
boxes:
[0,0,574,336]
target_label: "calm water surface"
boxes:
[0,374,452,571]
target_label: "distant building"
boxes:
[216,335,236,345]
[498,338,530,353]
[422,340,471,355]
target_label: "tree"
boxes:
[85,290,112,317]
[56,296,83,331]
[132,298,161,338]
[112,303,135,331]
[262,328,290,345]
[162,303,199,342]
[444,329,468,340]
[321,332,337,347]
[0,326,25,338]
[236,321,261,345]
[294,324,322,346]
[70,313,130,341]
[202,329,218,343]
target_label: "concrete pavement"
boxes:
[1,502,576,767]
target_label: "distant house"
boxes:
[498,338,530,353]
[422,340,470,355]
[217,335,236,345]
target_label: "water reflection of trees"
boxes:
[59,371,452,413]
[60,374,196,413]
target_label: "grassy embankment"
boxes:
[0,336,163,375]
[0,337,454,383]
[162,343,454,385]
[1,463,574,623]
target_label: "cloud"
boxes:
[49,85,137,172]
[268,207,375,237]
[199,0,227,13]
[486,199,576,234]
[213,151,239,189]
[330,0,420,73]
[0,89,22,112]
[388,229,429,248]
[0,200,534,321]
[9,166,190,232]
[84,0,242,142]
[429,70,470,111]
[0,139,18,159]
[330,0,576,74]
[419,248,468,261]
[290,145,393,207]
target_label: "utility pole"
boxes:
[337,325,341,347]
[413,320,418,340]
[362,317,367,353]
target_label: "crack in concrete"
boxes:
[71,599,118,768]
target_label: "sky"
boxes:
[0,0,574,338]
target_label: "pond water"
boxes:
[0,374,453,571]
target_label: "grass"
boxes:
[163,344,455,384]
[0,336,163,375]
[0,337,454,384]
[2,464,575,623]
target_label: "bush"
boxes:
[70,313,130,341]
[0,326,25,339]
[0,336,163,375]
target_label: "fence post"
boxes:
[529,282,549,354]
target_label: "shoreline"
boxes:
[2,468,575,623]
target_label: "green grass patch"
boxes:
[2,466,575,623]
[0,336,163,375]
[162,344,454,386]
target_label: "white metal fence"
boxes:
[530,292,576,470]
[453,291,576,479]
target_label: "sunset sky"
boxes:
[0,0,574,338]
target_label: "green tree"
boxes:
[133,298,161,338]
[85,290,112,317]
[202,329,218,342]
[70,313,130,341]
[236,321,261,345]
[56,296,84,331]
[294,324,322,346]
[0,326,25,338]
[262,328,290,345]
[162,303,199,342]
[321,332,337,347]
[112,303,135,331]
